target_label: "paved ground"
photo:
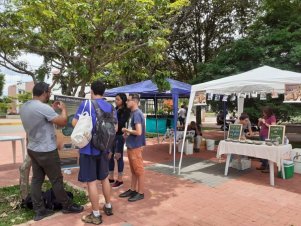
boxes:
[1,121,301,226]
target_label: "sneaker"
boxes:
[62,203,84,213]
[103,205,113,216]
[112,181,123,189]
[128,193,144,202]
[109,179,115,184]
[34,209,55,221]
[82,213,102,225]
[119,189,137,198]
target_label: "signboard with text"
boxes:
[227,124,243,140]
[54,95,86,168]
[268,125,286,144]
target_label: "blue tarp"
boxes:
[105,78,191,172]
[104,78,191,98]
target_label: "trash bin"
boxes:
[278,160,294,179]
[206,139,215,151]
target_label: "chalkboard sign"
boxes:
[268,125,286,144]
[227,124,243,140]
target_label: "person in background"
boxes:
[216,110,225,125]
[256,106,276,173]
[178,105,186,127]
[188,121,202,152]
[108,93,131,189]
[72,80,117,225]
[119,93,146,202]
[20,82,83,221]
[235,113,253,139]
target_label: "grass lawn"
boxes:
[0,181,88,226]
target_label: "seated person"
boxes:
[232,113,254,162]
[188,121,202,152]
[216,111,224,125]
[235,113,253,139]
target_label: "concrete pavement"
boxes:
[1,123,301,225]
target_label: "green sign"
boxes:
[268,125,286,144]
[227,124,243,140]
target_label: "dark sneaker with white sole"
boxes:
[119,189,137,198]
[34,209,55,221]
[62,203,84,213]
[112,181,123,189]
[128,193,144,202]
[103,205,113,216]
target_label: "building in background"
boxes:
[7,81,34,114]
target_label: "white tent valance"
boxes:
[192,65,301,95]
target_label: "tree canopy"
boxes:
[168,0,261,81]
[0,0,187,96]
[194,0,301,122]
[0,73,4,96]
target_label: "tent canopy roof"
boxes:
[105,78,191,98]
[192,66,301,95]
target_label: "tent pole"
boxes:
[172,94,178,173]
[178,91,196,175]
[223,101,226,140]
[154,96,159,143]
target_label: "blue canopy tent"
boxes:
[105,78,191,173]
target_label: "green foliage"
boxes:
[0,0,187,96]
[243,94,301,124]
[168,0,261,81]
[17,91,32,103]
[0,181,88,226]
[0,96,13,113]
[0,73,4,97]
[192,0,301,123]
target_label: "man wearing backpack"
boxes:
[72,80,117,225]
[119,93,146,202]
[20,82,84,221]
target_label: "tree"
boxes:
[167,0,261,81]
[0,0,187,96]
[193,0,301,122]
[0,73,4,96]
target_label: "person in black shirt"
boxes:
[108,93,131,189]
[188,121,202,152]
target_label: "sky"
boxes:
[1,54,43,96]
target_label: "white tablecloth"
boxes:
[217,140,292,167]
[217,140,292,186]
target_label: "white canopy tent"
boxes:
[178,65,301,174]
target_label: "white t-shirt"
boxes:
[178,108,186,118]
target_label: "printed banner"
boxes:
[54,95,86,168]
[194,91,207,105]
[284,84,301,102]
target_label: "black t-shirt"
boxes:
[116,107,131,135]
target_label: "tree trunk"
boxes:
[19,155,31,200]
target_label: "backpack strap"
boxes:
[80,100,88,115]
[91,99,104,119]
[110,104,118,124]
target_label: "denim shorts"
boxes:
[78,152,109,182]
